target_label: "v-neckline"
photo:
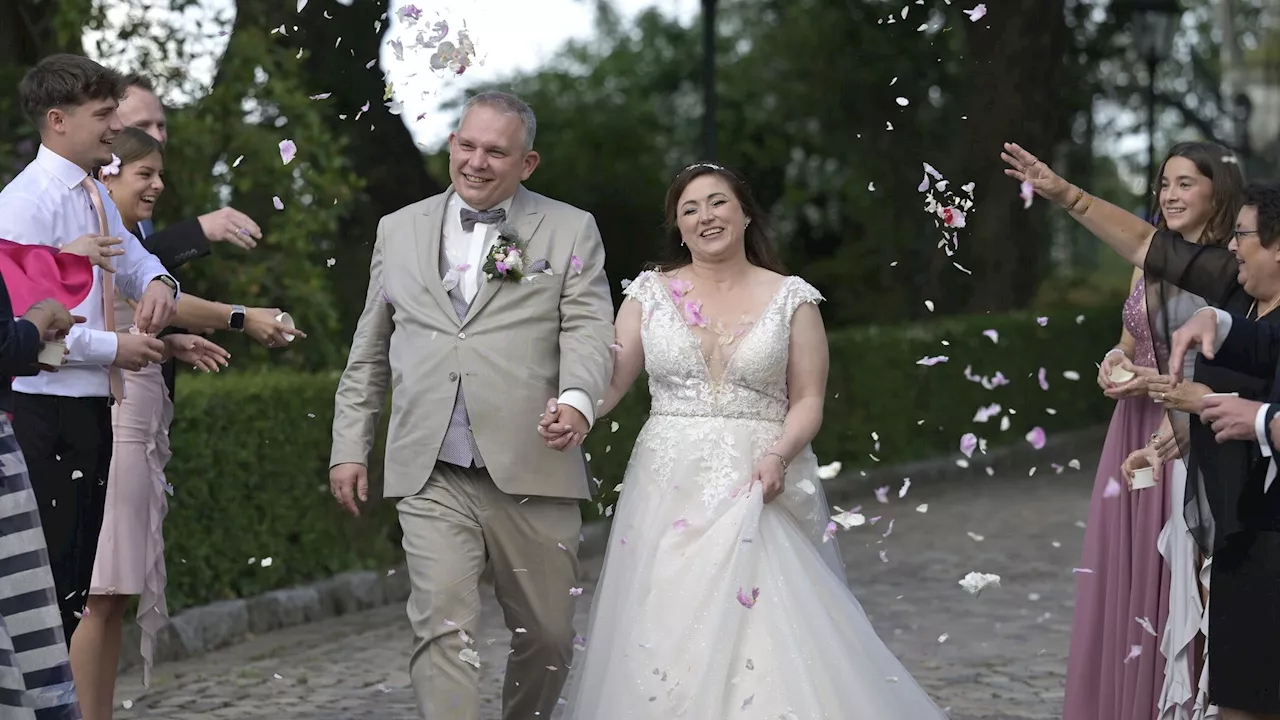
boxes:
[661,275,791,386]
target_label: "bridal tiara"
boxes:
[679,162,728,177]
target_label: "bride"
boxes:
[544,163,949,718]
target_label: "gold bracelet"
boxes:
[1064,186,1085,212]
[1074,194,1094,215]
[765,451,788,471]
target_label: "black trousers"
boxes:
[10,392,112,643]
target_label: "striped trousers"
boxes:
[0,416,79,719]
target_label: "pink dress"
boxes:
[1062,279,1181,719]
[89,296,171,686]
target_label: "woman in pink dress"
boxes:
[72,128,302,720]
[1062,143,1243,720]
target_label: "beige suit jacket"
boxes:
[329,185,615,499]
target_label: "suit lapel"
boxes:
[416,189,458,324]
[464,185,545,325]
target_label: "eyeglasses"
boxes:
[1234,229,1259,240]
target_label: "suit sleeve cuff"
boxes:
[1266,404,1280,452]
[557,388,595,430]
[1257,403,1274,457]
[1208,307,1233,355]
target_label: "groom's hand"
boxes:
[330,462,369,516]
[538,398,587,451]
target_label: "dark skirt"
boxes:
[1209,529,1280,713]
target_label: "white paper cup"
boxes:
[1130,466,1156,490]
[1108,365,1136,384]
[275,312,297,343]
[37,341,66,366]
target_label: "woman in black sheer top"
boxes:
[1005,143,1280,718]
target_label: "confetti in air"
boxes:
[918,163,976,259]
[278,139,297,165]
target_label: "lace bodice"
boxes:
[623,271,823,423]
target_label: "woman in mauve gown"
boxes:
[1011,142,1244,720]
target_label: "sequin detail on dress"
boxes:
[1124,277,1158,370]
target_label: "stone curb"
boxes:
[122,423,1107,672]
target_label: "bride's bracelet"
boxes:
[765,451,788,471]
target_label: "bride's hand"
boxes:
[750,453,787,503]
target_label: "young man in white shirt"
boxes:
[0,53,177,647]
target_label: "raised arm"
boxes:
[140,218,210,269]
[1003,143,1155,267]
[597,297,643,418]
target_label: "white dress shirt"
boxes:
[1202,306,1277,491]
[443,193,595,428]
[0,145,175,399]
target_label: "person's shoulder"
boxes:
[0,165,56,207]
[382,191,447,223]
[776,273,824,308]
[521,187,592,221]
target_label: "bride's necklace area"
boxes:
[668,276,756,370]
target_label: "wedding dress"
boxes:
[562,271,949,719]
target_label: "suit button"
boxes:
[449,372,458,381]
[458,332,466,339]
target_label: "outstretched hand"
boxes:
[538,398,588,451]
[1001,143,1074,206]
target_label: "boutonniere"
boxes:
[483,222,530,283]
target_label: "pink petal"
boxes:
[1103,477,1122,498]
[1038,367,1049,390]
[965,4,987,22]
[672,518,689,532]
[272,196,284,210]
[570,255,583,274]
[1036,316,1048,326]
[736,587,760,609]
[916,355,948,366]
[982,328,999,343]
[1025,426,1046,450]
[278,139,297,165]
[960,433,978,458]
[874,486,890,504]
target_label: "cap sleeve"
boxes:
[782,276,824,318]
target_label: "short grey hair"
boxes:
[459,91,537,151]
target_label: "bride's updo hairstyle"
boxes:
[661,162,786,273]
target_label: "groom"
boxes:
[329,91,614,719]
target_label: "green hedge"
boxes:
[164,306,1120,611]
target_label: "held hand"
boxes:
[329,463,369,516]
[1121,446,1162,488]
[23,299,81,341]
[1146,377,1211,414]
[1200,396,1264,443]
[538,398,587,451]
[1168,308,1219,380]
[1098,351,1136,391]
[198,206,262,249]
[113,331,165,372]
[1102,366,1159,399]
[1001,143,1074,206]
[245,307,306,348]
[132,279,176,334]
[162,333,230,373]
[60,234,123,272]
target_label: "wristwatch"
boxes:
[154,274,178,297]
[229,304,246,332]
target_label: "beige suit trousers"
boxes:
[398,462,582,720]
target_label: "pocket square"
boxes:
[530,258,551,273]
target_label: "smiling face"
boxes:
[1159,156,1215,239]
[116,86,168,146]
[103,150,164,229]
[46,97,123,171]
[448,104,539,210]
[676,174,750,261]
